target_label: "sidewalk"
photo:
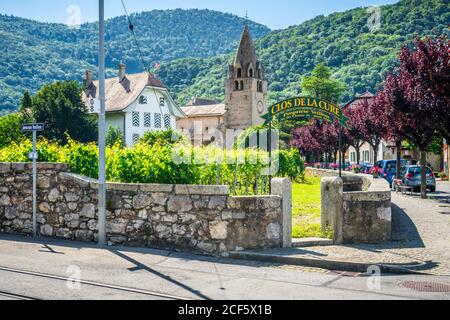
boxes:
[232,192,450,275]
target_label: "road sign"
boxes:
[88,97,100,114]
[22,123,45,238]
[22,123,45,132]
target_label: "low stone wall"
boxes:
[0,163,292,256]
[309,168,392,244]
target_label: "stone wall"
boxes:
[0,163,292,256]
[310,168,392,244]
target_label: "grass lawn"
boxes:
[292,177,331,239]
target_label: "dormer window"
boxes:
[139,96,148,105]
[237,68,242,78]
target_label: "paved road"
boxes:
[0,235,448,300]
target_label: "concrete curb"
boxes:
[229,251,431,275]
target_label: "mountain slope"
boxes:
[155,0,450,105]
[0,9,270,113]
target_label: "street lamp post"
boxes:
[97,0,107,246]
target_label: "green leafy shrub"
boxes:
[106,126,125,148]
[0,137,305,194]
[139,128,186,147]
[0,113,27,149]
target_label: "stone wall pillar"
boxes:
[271,178,292,248]
[321,177,343,244]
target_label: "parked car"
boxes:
[401,166,436,193]
[359,162,373,174]
[374,160,407,186]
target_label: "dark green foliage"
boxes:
[30,81,97,144]
[156,0,449,105]
[106,126,125,148]
[0,9,269,112]
[19,91,32,111]
[300,64,346,102]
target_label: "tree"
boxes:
[19,91,33,111]
[0,113,26,149]
[300,64,346,102]
[344,106,366,165]
[382,37,449,199]
[378,87,405,179]
[291,120,351,164]
[354,96,390,163]
[30,81,97,144]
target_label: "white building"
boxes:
[82,64,186,147]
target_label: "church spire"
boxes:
[233,25,257,76]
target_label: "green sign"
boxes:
[263,97,349,128]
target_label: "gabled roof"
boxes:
[187,97,220,107]
[182,104,226,117]
[82,72,166,113]
[344,92,375,108]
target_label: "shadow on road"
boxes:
[108,249,212,300]
[390,203,425,248]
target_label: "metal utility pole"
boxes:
[32,130,37,237]
[97,0,107,246]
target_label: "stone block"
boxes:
[208,196,227,211]
[151,193,168,206]
[132,194,152,210]
[175,185,229,196]
[209,221,228,240]
[266,222,281,240]
[64,192,80,202]
[38,176,51,189]
[11,163,25,172]
[107,183,139,192]
[167,196,193,212]
[40,225,53,237]
[221,211,246,220]
[0,194,11,206]
[47,188,60,202]
[38,202,51,214]
[80,203,96,219]
[0,163,11,173]
[139,184,173,193]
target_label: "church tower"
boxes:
[224,25,268,131]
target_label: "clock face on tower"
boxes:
[257,101,265,114]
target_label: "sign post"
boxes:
[264,97,350,185]
[22,123,44,237]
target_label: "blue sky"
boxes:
[0,0,399,29]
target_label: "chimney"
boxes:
[119,63,126,82]
[84,70,93,88]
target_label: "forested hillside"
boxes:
[1,0,449,114]
[155,0,450,105]
[0,9,270,114]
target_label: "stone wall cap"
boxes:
[231,195,281,200]
[59,172,96,187]
[0,163,11,173]
[175,185,229,195]
[140,184,174,193]
[0,162,68,171]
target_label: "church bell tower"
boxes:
[224,25,268,131]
